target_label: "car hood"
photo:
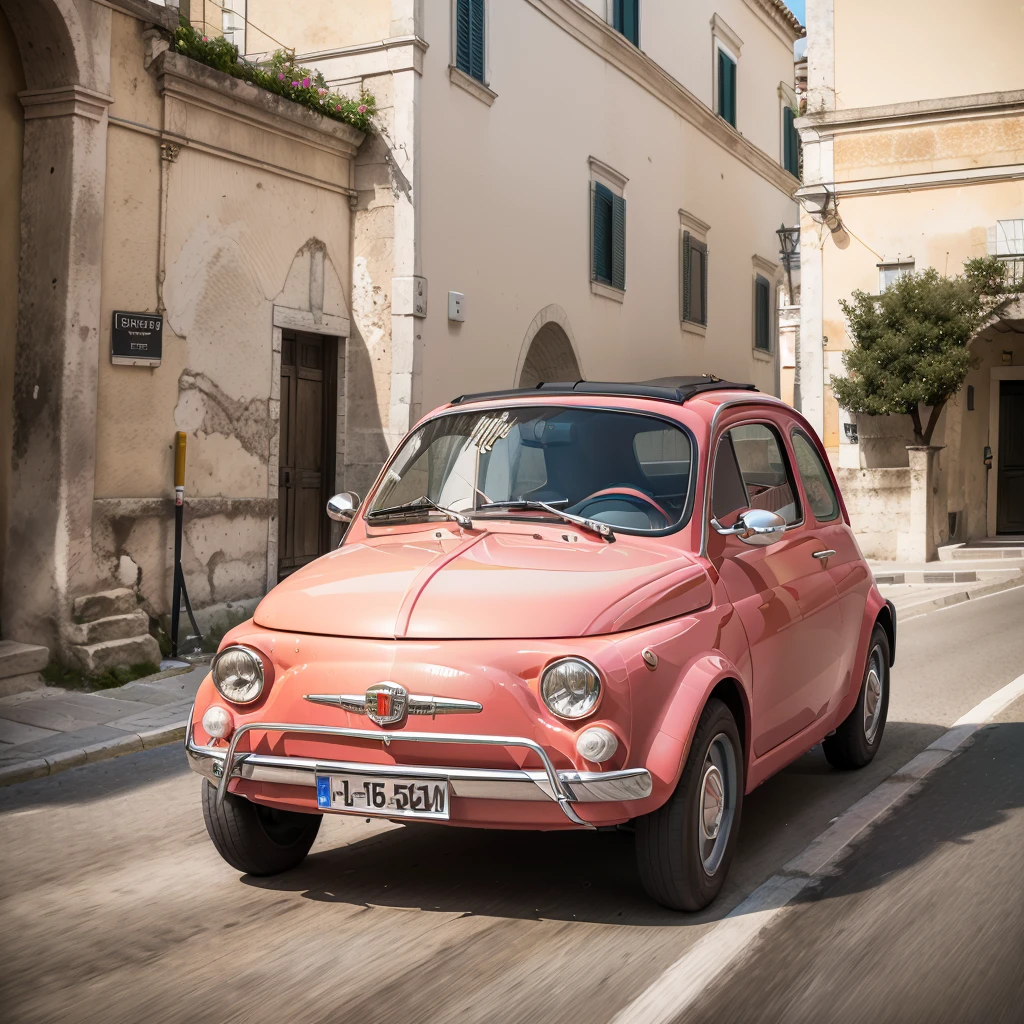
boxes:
[254,525,712,640]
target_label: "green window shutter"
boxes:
[700,241,708,324]
[592,182,613,284]
[718,51,736,127]
[755,275,771,350]
[613,0,640,45]
[470,0,485,82]
[784,106,799,175]
[611,193,626,291]
[682,230,691,322]
[456,0,485,82]
[456,0,471,75]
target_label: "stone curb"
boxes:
[0,719,188,788]
[894,574,1024,619]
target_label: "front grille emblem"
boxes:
[304,685,483,722]
[365,682,408,725]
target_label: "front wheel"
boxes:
[635,698,744,911]
[201,781,322,876]
[823,624,890,770]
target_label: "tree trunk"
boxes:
[908,405,925,446]
[922,400,946,445]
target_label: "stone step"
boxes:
[0,640,50,681]
[69,610,150,646]
[950,547,1024,560]
[0,671,47,699]
[73,588,136,622]
[68,634,161,676]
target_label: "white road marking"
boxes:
[609,669,1024,1024]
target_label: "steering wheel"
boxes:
[574,487,671,526]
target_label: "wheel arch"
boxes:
[875,599,896,666]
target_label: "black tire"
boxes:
[823,624,890,771]
[201,780,322,876]
[635,698,744,912]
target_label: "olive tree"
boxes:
[831,257,1022,446]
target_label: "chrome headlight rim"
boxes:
[540,656,603,721]
[211,644,265,705]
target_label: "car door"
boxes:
[706,415,845,757]
[789,427,873,714]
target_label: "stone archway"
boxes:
[517,304,582,387]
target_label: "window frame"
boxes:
[782,103,799,176]
[710,419,804,532]
[877,260,915,293]
[754,274,772,353]
[589,158,628,299]
[222,0,247,54]
[789,428,841,523]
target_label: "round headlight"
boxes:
[211,645,264,704]
[540,657,602,720]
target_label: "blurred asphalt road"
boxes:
[1,586,1023,1024]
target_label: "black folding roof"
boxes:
[450,375,758,406]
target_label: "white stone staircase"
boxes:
[68,589,161,675]
[0,640,50,698]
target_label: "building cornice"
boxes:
[20,85,113,121]
[742,0,805,47]
[798,88,1024,136]
[90,0,178,32]
[795,162,1024,199]
[526,0,799,198]
[260,35,429,80]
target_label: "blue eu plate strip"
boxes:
[316,775,331,809]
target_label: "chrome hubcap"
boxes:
[698,733,737,876]
[863,645,885,744]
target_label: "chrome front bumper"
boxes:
[184,711,652,829]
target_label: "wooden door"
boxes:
[996,380,1024,534]
[278,330,337,579]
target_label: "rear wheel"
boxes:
[823,625,890,770]
[201,781,322,876]
[635,698,744,911]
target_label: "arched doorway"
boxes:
[517,306,582,387]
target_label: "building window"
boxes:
[613,0,640,46]
[995,219,1024,285]
[682,232,708,326]
[783,105,799,176]
[754,275,771,351]
[592,182,626,291]
[878,261,914,292]
[222,0,246,54]
[716,47,737,127]
[455,0,486,83]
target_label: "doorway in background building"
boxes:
[996,380,1024,534]
[277,330,338,580]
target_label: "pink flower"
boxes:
[278,72,285,80]
[301,77,311,88]
[357,104,368,113]
[291,81,299,88]
[335,104,342,111]
[318,88,327,95]
[201,35,209,42]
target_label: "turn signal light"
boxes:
[576,727,619,763]
[202,705,233,740]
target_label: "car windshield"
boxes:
[368,406,693,533]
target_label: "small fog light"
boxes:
[202,705,233,740]
[576,727,618,763]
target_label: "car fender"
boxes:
[833,585,891,725]
[642,651,751,800]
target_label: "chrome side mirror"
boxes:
[327,491,361,523]
[711,508,787,547]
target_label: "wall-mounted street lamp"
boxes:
[777,224,800,301]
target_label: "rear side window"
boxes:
[712,423,800,526]
[791,430,840,522]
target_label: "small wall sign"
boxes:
[111,311,162,366]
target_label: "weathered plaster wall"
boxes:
[0,6,25,611]
[835,467,911,561]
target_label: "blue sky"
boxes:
[788,0,806,25]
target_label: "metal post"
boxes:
[170,431,202,658]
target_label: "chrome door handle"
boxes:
[812,549,837,559]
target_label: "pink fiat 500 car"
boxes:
[187,377,895,910]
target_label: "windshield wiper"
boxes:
[475,500,615,542]
[367,496,472,528]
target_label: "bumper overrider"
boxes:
[184,707,653,829]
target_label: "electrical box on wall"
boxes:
[448,291,465,322]
[393,276,427,318]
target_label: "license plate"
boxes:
[315,772,450,821]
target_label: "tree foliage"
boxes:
[831,257,1022,445]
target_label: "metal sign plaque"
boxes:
[111,311,162,366]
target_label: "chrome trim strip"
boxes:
[184,715,653,824]
[303,693,484,716]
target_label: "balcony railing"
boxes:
[998,253,1024,286]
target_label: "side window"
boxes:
[791,430,840,522]
[712,423,800,526]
